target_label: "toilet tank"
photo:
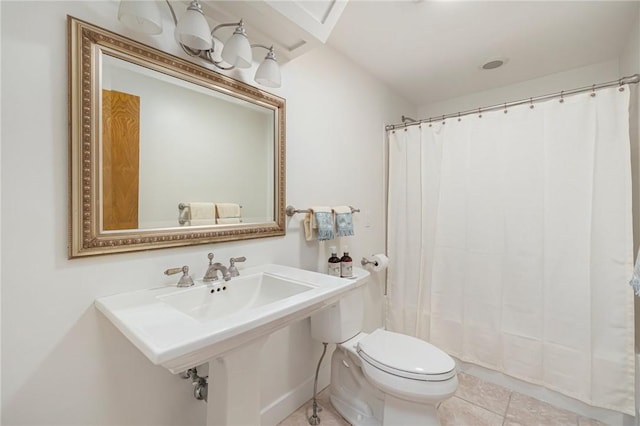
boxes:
[310,287,364,343]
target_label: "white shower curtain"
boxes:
[386,86,635,415]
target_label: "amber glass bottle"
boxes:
[328,246,341,277]
[340,246,353,278]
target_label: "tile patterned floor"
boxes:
[278,372,609,426]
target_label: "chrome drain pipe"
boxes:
[182,368,208,402]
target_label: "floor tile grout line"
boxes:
[502,392,514,426]
[455,392,513,417]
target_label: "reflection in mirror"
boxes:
[101,55,275,230]
[68,16,286,257]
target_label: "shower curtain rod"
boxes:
[385,73,640,131]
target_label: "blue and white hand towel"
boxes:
[630,249,640,296]
[312,206,334,241]
[333,205,354,237]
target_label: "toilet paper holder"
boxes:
[361,257,379,267]
[360,254,389,272]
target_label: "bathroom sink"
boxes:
[96,264,369,373]
[157,273,314,322]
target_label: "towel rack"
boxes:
[285,205,361,217]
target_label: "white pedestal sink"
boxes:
[96,264,370,425]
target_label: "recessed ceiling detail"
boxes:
[200,0,349,62]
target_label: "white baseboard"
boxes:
[261,364,331,426]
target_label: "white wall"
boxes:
[418,59,621,119]
[0,1,413,425]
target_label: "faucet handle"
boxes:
[228,256,246,277]
[207,252,214,264]
[164,265,194,287]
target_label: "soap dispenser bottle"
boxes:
[328,246,341,277]
[340,246,353,278]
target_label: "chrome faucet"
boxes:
[203,253,231,282]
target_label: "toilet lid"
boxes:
[357,329,456,381]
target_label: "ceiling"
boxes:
[326,1,639,106]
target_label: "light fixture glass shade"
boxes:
[254,51,281,88]
[221,27,252,68]
[175,1,212,51]
[118,0,162,35]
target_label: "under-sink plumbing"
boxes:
[309,342,329,425]
[182,368,208,402]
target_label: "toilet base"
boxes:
[330,392,441,426]
[330,393,381,426]
[382,393,439,426]
[328,341,448,426]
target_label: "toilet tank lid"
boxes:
[357,329,456,380]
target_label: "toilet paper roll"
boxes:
[370,254,389,272]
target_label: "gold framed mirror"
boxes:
[68,16,286,258]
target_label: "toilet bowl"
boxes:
[310,282,457,426]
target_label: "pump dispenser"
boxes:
[328,246,341,277]
[340,246,353,278]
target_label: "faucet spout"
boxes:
[203,262,231,282]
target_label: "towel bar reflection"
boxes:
[178,203,244,210]
[178,203,243,225]
[285,205,361,217]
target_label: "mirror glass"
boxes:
[68,17,286,257]
[101,55,275,230]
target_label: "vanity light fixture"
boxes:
[117,0,282,88]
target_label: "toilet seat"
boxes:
[357,329,456,381]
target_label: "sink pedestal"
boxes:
[206,336,268,426]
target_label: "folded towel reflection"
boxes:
[216,203,241,218]
[217,217,242,224]
[312,206,334,241]
[189,202,216,220]
[333,205,354,237]
[190,219,217,226]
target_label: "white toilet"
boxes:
[310,288,457,426]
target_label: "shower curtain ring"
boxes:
[591,84,596,97]
[559,91,564,103]
[478,107,482,118]
[442,115,445,125]
[457,112,461,122]
[619,78,625,92]
[503,103,508,114]
[529,97,534,109]
[428,118,432,127]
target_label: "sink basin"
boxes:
[96,264,370,373]
[157,273,314,322]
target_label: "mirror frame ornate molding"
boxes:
[68,16,286,258]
